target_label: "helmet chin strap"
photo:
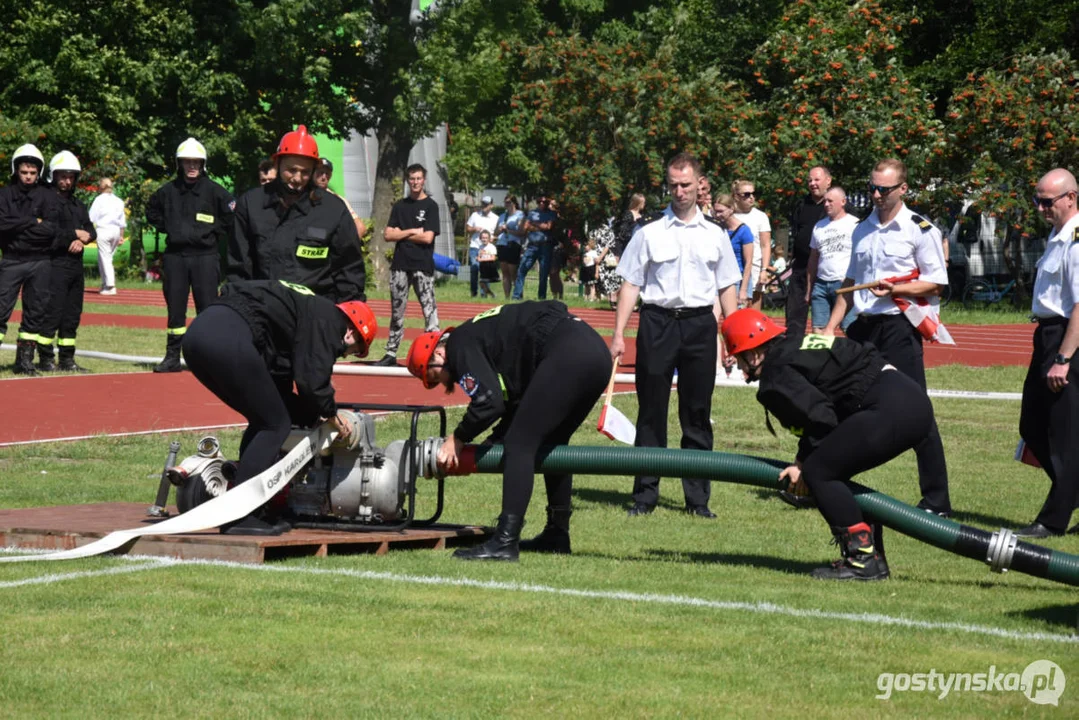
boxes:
[282,182,305,196]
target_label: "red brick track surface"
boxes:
[0,288,1033,445]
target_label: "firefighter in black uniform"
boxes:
[722,309,945,580]
[406,301,612,561]
[0,143,58,375]
[226,126,365,303]
[146,137,234,372]
[37,151,95,372]
[182,279,378,535]
[1015,168,1079,538]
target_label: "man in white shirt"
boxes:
[611,152,740,518]
[807,186,858,331]
[1015,168,1079,538]
[465,196,499,298]
[732,179,772,310]
[88,177,126,295]
[823,158,951,517]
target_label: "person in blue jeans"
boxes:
[807,187,859,331]
[513,195,557,300]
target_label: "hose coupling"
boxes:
[986,528,1019,574]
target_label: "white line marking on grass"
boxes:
[171,559,1079,645]
[0,424,245,447]
[0,558,175,589]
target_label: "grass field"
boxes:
[1,279,1074,717]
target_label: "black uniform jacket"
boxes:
[146,173,234,255]
[756,333,883,461]
[0,182,59,258]
[50,189,96,261]
[445,301,572,443]
[788,194,828,269]
[215,280,349,421]
[227,181,366,303]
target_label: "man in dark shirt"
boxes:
[786,165,832,337]
[374,163,441,367]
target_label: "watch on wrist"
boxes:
[1054,353,1071,365]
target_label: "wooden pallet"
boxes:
[0,503,488,564]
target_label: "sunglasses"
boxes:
[737,191,756,199]
[1032,191,1072,209]
[867,182,903,196]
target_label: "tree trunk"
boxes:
[369,128,415,290]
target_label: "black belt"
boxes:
[856,313,905,325]
[641,304,713,319]
[1034,315,1068,327]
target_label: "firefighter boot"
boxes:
[58,345,90,373]
[519,505,572,554]
[153,335,183,373]
[13,340,39,376]
[811,522,890,581]
[36,341,56,372]
[453,514,524,561]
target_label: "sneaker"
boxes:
[99,287,117,296]
[373,355,398,367]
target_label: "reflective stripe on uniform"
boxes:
[296,245,329,260]
[166,326,187,336]
[278,279,314,295]
[17,332,41,342]
[36,335,55,346]
[57,338,77,347]
[497,374,508,400]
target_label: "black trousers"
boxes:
[785,263,809,338]
[40,256,84,344]
[501,318,611,517]
[182,305,298,485]
[1018,319,1079,531]
[632,306,716,508]
[845,314,951,512]
[0,257,51,341]
[163,252,220,333]
[804,370,936,528]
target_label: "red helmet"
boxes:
[721,309,784,355]
[407,328,453,389]
[273,125,319,162]
[336,301,378,358]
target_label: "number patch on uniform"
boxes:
[296,245,329,259]
[472,306,504,322]
[278,279,314,295]
[196,213,214,223]
[800,333,835,351]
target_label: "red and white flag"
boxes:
[893,295,955,345]
[598,402,636,445]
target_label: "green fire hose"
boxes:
[458,444,1079,587]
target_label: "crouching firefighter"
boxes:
[38,151,95,372]
[721,309,947,581]
[405,301,611,561]
[181,279,377,535]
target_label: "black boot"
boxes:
[519,505,572,554]
[58,345,90,373]
[13,340,39,376]
[36,341,56,372]
[453,514,524,561]
[811,523,890,581]
[153,335,183,373]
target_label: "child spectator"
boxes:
[477,230,499,298]
[581,237,599,301]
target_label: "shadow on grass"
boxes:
[948,509,1028,529]
[572,547,821,575]
[1008,603,1079,633]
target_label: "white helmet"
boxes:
[48,150,82,182]
[176,137,207,161]
[11,144,45,176]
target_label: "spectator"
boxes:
[600,193,646,308]
[765,243,788,291]
[477,229,499,298]
[312,158,367,239]
[375,163,440,367]
[611,152,740,518]
[465,196,499,298]
[823,158,951,517]
[581,236,598,301]
[786,166,832,337]
[547,199,568,299]
[88,177,126,296]
[145,137,234,373]
[495,195,525,298]
[0,143,56,375]
[258,159,276,186]
[806,186,858,332]
[712,194,755,307]
[697,176,713,216]
[512,195,556,300]
[732,179,772,310]
[226,126,365,305]
[38,151,95,373]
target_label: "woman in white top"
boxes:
[88,178,126,295]
[731,179,772,310]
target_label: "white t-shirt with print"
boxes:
[810,213,859,282]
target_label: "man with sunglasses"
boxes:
[822,158,952,518]
[732,180,772,310]
[1015,168,1079,538]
